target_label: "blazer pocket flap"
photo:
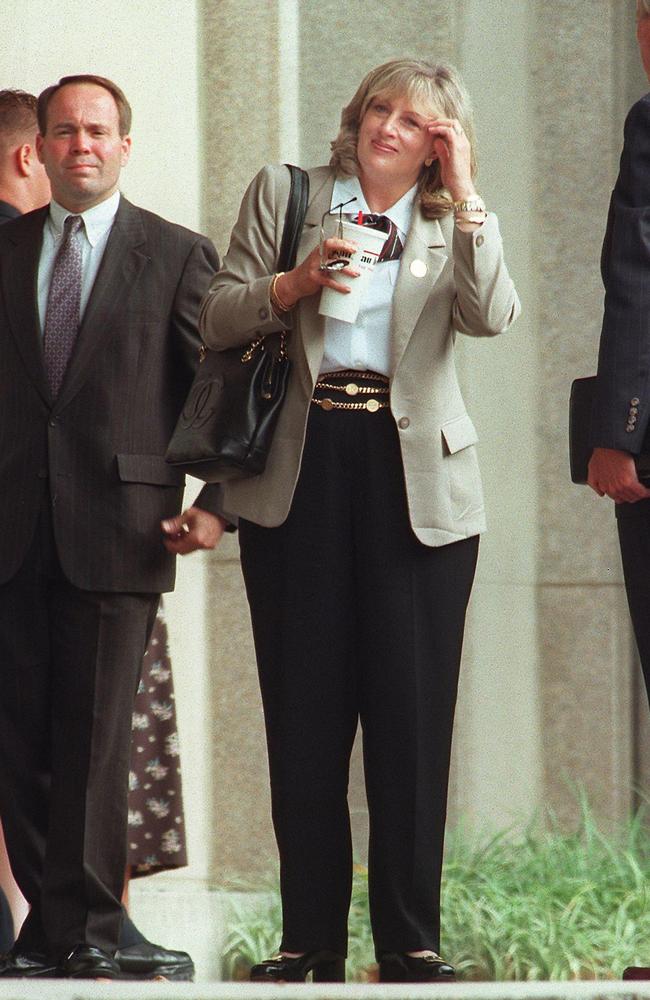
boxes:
[441,413,479,455]
[117,453,185,486]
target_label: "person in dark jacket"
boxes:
[588,4,650,979]
[0,76,224,980]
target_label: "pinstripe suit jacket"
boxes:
[593,93,650,454]
[0,195,221,592]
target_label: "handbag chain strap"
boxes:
[242,165,308,365]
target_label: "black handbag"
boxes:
[166,164,309,482]
[569,375,650,483]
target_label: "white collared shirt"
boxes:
[319,175,416,377]
[37,190,121,333]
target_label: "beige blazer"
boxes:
[199,164,520,546]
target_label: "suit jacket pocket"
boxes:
[441,412,478,454]
[116,453,185,486]
[441,414,482,520]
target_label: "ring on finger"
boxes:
[319,260,348,272]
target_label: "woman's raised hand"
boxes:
[426,118,475,202]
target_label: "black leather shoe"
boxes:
[250,950,345,982]
[624,967,650,980]
[115,942,195,981]
[59,944,120,979]
[379,951,456,983]
[0,949,58,978]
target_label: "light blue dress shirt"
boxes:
[37,190,121,333]
[320,175,416,377]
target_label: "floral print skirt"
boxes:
[127,600,188,876]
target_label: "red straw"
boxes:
[357,210,363,225]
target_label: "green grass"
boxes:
[221,800,650,981]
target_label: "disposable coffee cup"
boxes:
[318,220,389,324]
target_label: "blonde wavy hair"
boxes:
[329,59,477,220]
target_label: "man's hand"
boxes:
[587,447,650,503]
[161,506,226,554]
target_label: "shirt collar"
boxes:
[331,174,417,240]
[0,200,20,221]
[48,190,121,246]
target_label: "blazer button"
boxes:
[631,397,640,405]
[398,417,410,430]
[476,234,485,247]
[259,307,269,320]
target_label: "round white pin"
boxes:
[410,259,428,278]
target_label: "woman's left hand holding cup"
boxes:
[274,237,359,310]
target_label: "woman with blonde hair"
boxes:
[200,58,519,984]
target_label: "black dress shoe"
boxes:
[624,967,650,980]
[59,944,120,979]
[0,949,58,978]
[379,951,456,983]
[250,950,345,982]
[115,941,195,981]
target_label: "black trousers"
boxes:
[618,504,650,692]
[239,405,479,957]
[0,494,158,958]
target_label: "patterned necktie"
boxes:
[362,214,403,262]
[43,215,83,398]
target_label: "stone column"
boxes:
[198,0,547,877]
[446,0,544,831]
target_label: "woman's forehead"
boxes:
[369,86,442,118]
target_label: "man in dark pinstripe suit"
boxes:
[589,4,650,667]
[589,11,650,980]
[0,75,224,979]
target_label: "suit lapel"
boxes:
[1,207,51,406]
[391,209,449,374]
[55,197,149,408]
[294,169,335,387]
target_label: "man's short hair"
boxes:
[638,0,650,18]
[37,74,132,137]
[0,90,38,146]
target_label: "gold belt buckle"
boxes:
[345,382,359,396]
[366,399,379,413]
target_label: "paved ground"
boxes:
[4,980,650,1000]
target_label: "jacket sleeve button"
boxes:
[398,417,410,430]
